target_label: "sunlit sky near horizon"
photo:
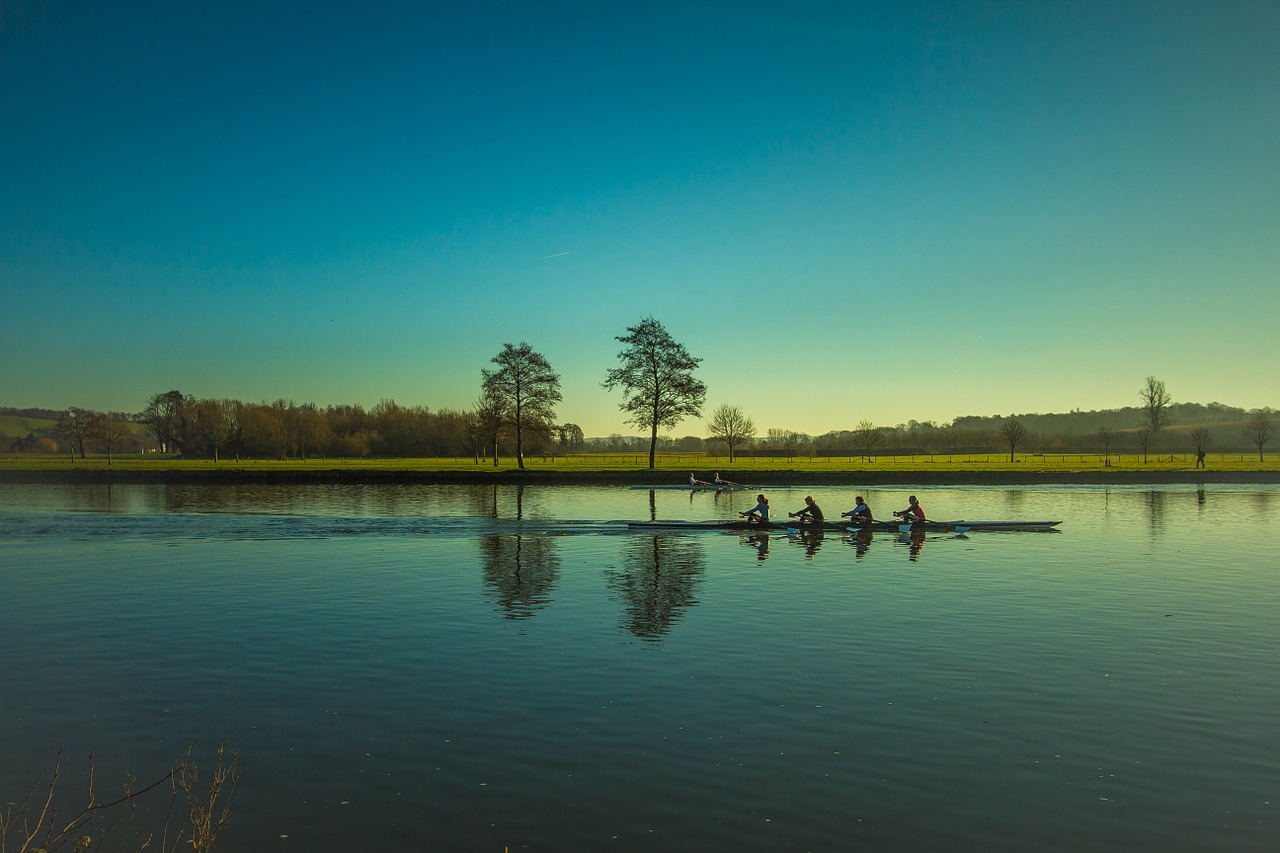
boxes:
[3,1,1277,437]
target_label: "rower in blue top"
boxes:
[740,494,770,524]
[840,495,873,528]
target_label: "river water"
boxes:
[1,483,1277,851]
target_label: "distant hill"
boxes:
[0,414,57,436]
[0,406,64,421]
[950,402,1271,435]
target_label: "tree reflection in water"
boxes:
[607,535,706,640]
[479,534,561,620]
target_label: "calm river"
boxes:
[1,483,1277,851]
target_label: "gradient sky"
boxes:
[3,1,1277,437]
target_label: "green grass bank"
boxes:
[2,453,1276,485]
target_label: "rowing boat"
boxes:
[626,519,1062,532]
[627,484,755,491]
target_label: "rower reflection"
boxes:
[849,528,873,559]
[789,528,824,558]
[741,532,771,560]
[896,529,927,561]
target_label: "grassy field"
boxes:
[0,415,56,436]
[2,451,1276,475]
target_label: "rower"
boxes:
[741,494,770,524]
[841,496,873,526]
[689,473,713,487]
[892,495,926,523]
[714,472,737,487]
[788,495,824,525]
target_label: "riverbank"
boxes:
[2,467,1276,486]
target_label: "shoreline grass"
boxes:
[2,452,1276,483]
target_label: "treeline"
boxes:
[950,401,1265,435]
[139,393,575,461]
[0,394,581,461]
[2,397,1276,460]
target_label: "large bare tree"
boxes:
[1242,410,1274,461]
[705,404,755,463]
[93,416,134,464]
[481,342,561,470]
[1140,376,1172,432]
[997,418,1029,462]
[852,420,883,460]
[603,316,706,469]
[55,407,102,459]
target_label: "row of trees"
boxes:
[990,378,1274,462]
[4,348,1276,463]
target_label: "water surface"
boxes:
[1,484,1276,850]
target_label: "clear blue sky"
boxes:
[3,1,1276,437]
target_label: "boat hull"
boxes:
[627,519,1061,533]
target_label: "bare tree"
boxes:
[1242,410,1274,461]
[705,404,755,462]
[481,342,561,470]
[603,316,706,469]
[1140,376,1172,432]
[1133,425,1155,462]
[55,407,102,459]
[468,390,507,466]
[187,399,239,462]
[1098,426,1116,467]
[94,416,135,464]
[852,420,883,460]
[997,418,1029,462]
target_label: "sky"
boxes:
[2,0,1277,437]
